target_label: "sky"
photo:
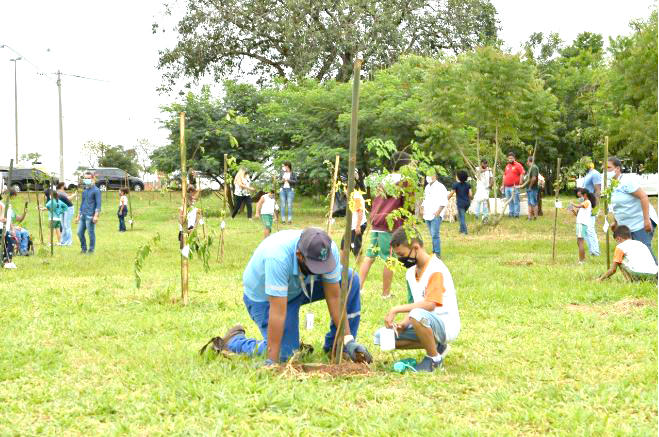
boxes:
[0,0,655,180]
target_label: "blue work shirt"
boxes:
[611,174,658,232]
[79,185,102,217]
[582,169,602,194]
[243,230,342,302]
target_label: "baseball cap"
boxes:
[297,228,337,274]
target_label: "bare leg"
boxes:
[382,266,393,297]
[359,256,375,289]
[577,238,585,261]
[408,318,438,356]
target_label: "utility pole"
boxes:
[10,57,21,163]
[57,71,64,181]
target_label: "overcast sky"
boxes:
[0,0,655,179]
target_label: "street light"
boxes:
[9,57,22,163]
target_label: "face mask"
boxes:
[299,261,312,276]
[83,179,92,186]
[607,170,616,179]
[425,176,433,184]
[397,247,416,269]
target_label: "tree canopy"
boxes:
[155,0,499,89]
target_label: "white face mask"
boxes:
[607,170,616,179]
[426,176,433,184]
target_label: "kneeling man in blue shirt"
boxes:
[221,228,372,365]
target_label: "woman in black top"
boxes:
[449,170,472,235]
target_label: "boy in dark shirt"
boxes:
[449,170,472,235]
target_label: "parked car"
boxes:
[86,167,145,191]
[2,167,56,192]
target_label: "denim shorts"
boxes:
[375,308,447,347]
[527,188,539,206]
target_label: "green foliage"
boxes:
[134,233,161,288]
[186,229,213,273]
[98,145,141,176]
[156,0,498,88]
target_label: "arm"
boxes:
[631,188,653,231]
[16,202,28,222]
[468,187,473,200]
[322,282,352,336]
[384,301,437,330]
[266,296,287,362]
[93,189,101,223]
[255,196,265,217]
[447,190,455,200]
[355,209,364,235]
[597,262,619,281]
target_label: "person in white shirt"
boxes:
[598,225,658,282]
[569,188,594,264]
[420,170,448,258]
[178,186,201,248]
[474,159,493,222]
[255,189,279,238]
[118,188,129,232]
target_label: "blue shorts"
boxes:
[527,188,539,206]
[375,308,447,347]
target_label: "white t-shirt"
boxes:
[614,239,658,275]
[119,195,128,207]
[474,168,492,201]
[406,255,460,342]
[421,180,449,221]
[576,199,592,226]
[179,206,198,231]
[234,175,251,196]
[261,195,276,215]
[351,191,368,230]
[283,172,291,189]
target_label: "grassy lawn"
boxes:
[1,191,656,436]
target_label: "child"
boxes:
[347,188,368,256]
[598,225,658,282]
[255,189,278,238]
[43,190,67,244]
[448,170,472,234]
[570,188,594,264]
[117,188,129,232]
[376,227,461,372]
[178,186,201,248]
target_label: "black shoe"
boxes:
[221,324,246,350]
[80,250,87,254]
[415,356,443,372]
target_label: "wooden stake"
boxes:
[552,157,562,261]
[273,174,280,233]
[179,112,189,305]
[35,183,44,245]
[332,59,362,364]
[49,178,54,256]
[327,155,340,234]
[603,136,610,269]
[217,153,228,262]
[492,120,500,215]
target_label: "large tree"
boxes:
[155,0,499,89]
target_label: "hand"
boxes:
[644,218,652,232]
[92,215,99,224]
[355,226,362,236]
[384,310,397,329]
[344,340,373,364]
[75,216,80,224]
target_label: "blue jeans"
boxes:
[15,228,30,253]
[504,186,520,217]
[475,199,489,219]
[425,216,442,257]
[527,188,539,206]
[228,269,362,362]
[77,215,96,252]
[631,222,657,263]
[279,188,294,222]
[61,206,74,245]
[457,207,468,234]
[3,231,14,262]
[585,215,600,256]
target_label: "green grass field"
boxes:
[1,191,657,436]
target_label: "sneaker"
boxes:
[80,250,87,254]
[437,343,451,360]
[414,356,442,372]
[3,262,17,269]
[221,324,246,350]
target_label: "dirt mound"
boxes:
[567,297,655,315]
[504,259,534,266]
[276,362,372,378]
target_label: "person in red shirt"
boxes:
[500,152,525,218]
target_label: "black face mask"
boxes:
[397,247,417,268]
[299,260,312,276]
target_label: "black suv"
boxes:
[3,168,55,192]
[87,168,145,191]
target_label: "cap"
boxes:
[297,228,337,275]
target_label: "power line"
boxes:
[59,72,114,83]
[0,44,55,82]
